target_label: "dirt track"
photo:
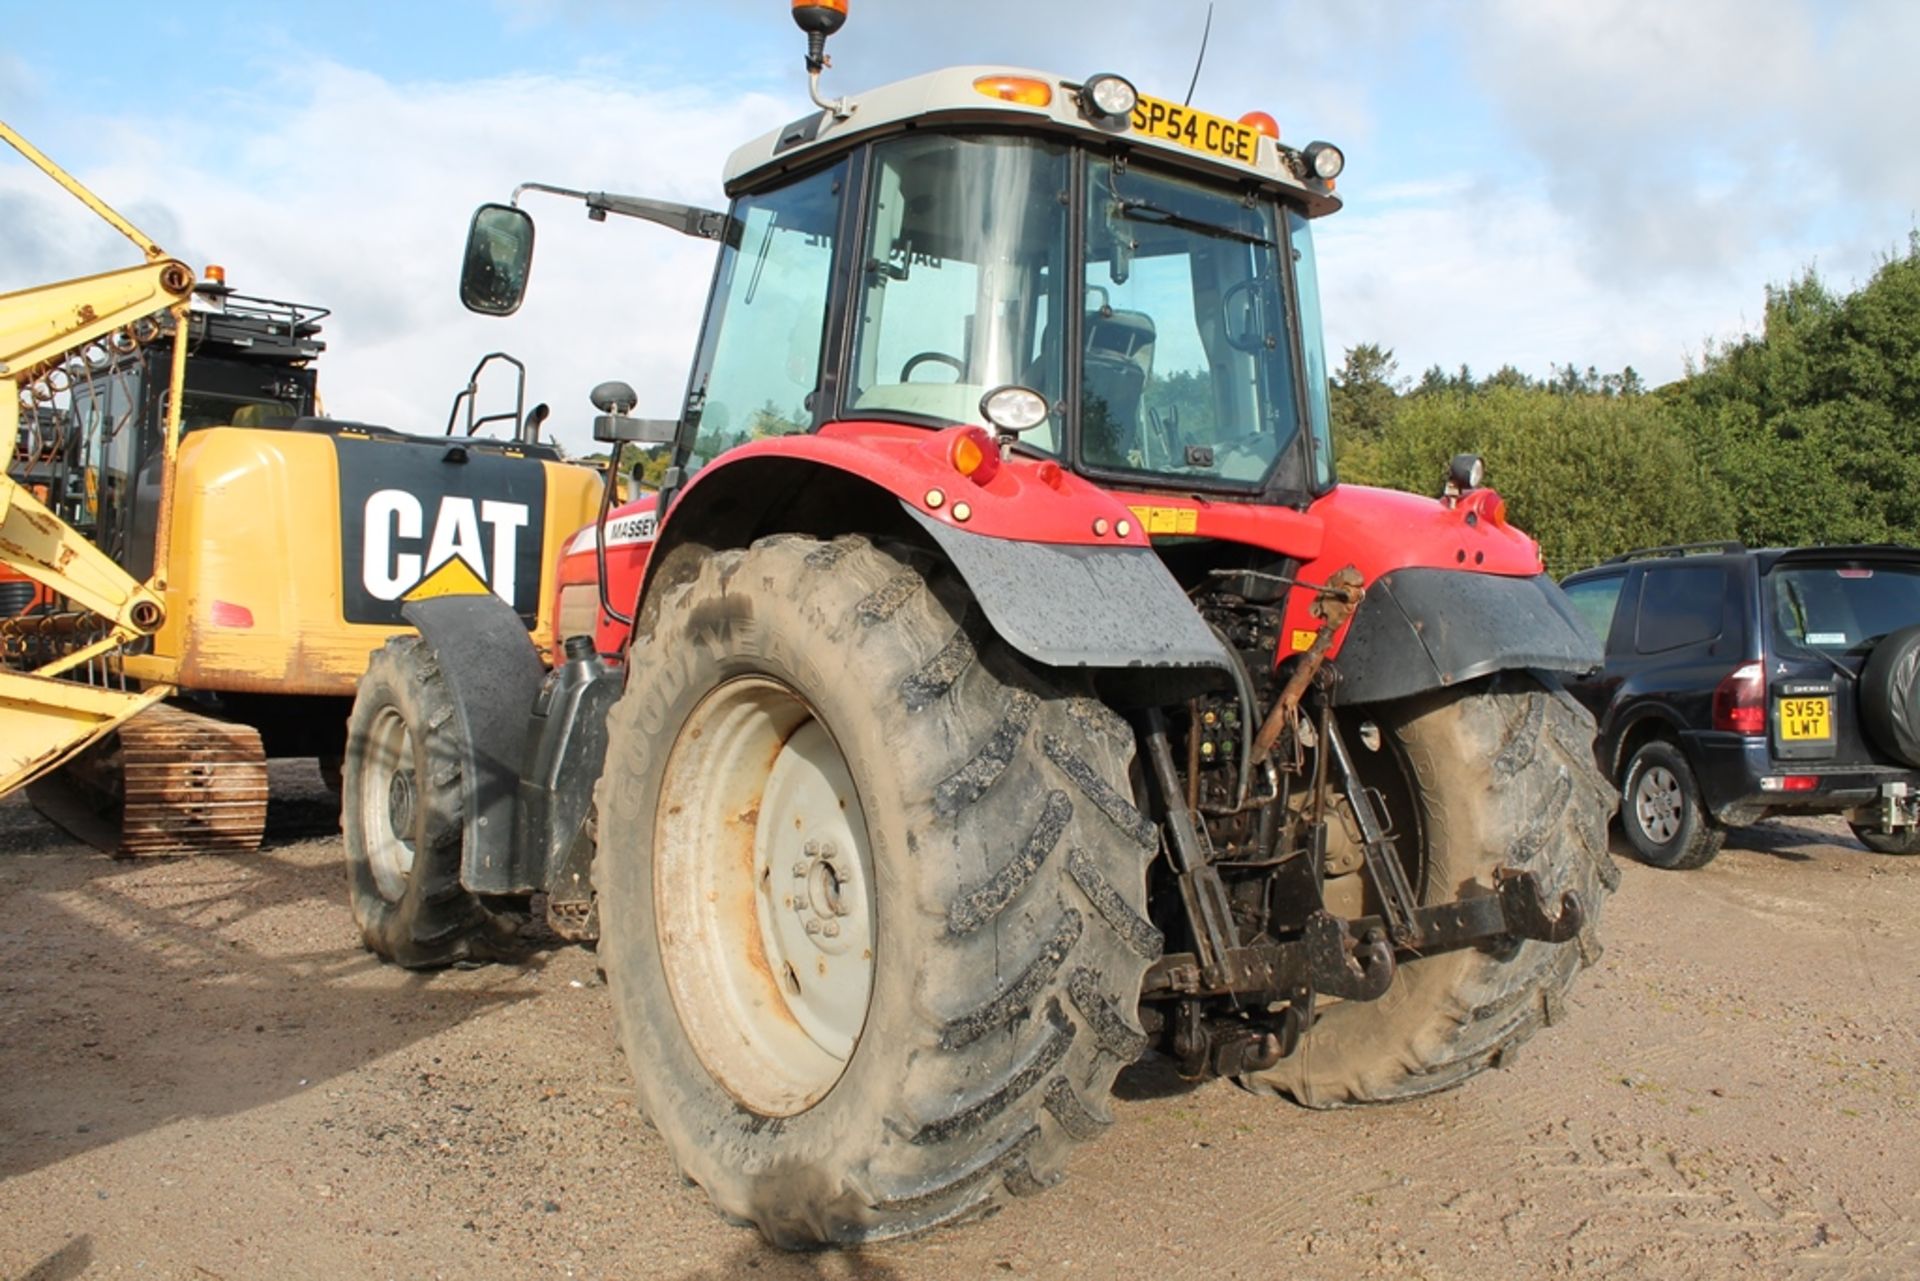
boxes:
[3,762,1917,1280]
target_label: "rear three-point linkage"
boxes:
[1139,570,1585,1079]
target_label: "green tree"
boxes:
[1328,343,1402,480]
[1665,237,1920,546]
[1363,386,1735,574]
[1330,343,1403,439]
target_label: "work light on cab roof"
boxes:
[1079,73,1138,125]
[792,0,851,112]
[770,0,1344,198]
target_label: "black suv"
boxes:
[1560,542,1920,868]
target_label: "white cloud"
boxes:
[1315,180,1804,386]
[9,0,1915,439]
[6,62,791,453]
[1456,0,1920,284]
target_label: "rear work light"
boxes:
[1712,661,1766,735]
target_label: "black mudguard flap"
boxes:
[1333,568,1602,705]
[403,594,544,893]
[904,504,1229,678]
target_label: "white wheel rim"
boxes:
[1634,764,1682,844]
[359,705,418,902]
[653,677,876,1116]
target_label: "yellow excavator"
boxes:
[2,121,604,854]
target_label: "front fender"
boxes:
[1333,568,1602,705]
[675,419,1154,547]
[402,594,543,894]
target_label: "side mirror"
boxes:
[460,203,536,316]
[589,380,677,446]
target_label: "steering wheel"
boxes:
[1221,278,1265,353]
[899,351,964,382]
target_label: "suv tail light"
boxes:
[1713,661,1766,735]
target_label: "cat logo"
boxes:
[362,490,529,605]
[334,437,548,627]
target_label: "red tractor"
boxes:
[343,5,1614,1246]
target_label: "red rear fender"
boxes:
[1118,481,1545,660]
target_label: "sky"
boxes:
[4,0,1917,453]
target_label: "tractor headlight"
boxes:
[980,385,1050,436]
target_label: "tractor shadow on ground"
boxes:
[682,1243,908,1280]
[17,1235,92,1281]
[1113,1052,1210,1102]
[0,792,550,1181]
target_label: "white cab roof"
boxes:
[724,65,1341,216]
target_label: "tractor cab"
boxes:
[463,59,1346,512]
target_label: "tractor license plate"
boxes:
[1130,93,1261,166]
[1779,696,1832,741]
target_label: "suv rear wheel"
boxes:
[1848,821,1920,855]
[1620,739,1724,869]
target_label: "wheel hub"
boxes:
[1635,765,1682,843]
[654,678,876,1117]
[387,768,417,847]
[360,704,420,903]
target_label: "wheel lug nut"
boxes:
[822,921,840,938]
[805,919,822,935]
[791,861,809,878]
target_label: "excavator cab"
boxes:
[1,122,606,853]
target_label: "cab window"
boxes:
[685,160,845,474]
[846,134,1069,449]
[1080,159,1306,491]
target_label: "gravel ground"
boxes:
[2,761,1916,1280]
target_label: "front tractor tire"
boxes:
[341,636,516,968]
[593,535,1158,1246]
[1247,674,1617,1108]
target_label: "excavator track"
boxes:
[27,703,269,856]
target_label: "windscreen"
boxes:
[1768,562,1920,654]
[1079,159,1307,491]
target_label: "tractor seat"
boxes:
[1080,309,1155,469]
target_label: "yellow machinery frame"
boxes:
[0,120,196,793]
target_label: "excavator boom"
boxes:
[0,120,192,798]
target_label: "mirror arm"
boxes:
[510,181,727,242]
[584,192,729,241]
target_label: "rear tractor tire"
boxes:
[341,636,517,968]
[593,534,1158,1246]
[1245,674,1617,1108]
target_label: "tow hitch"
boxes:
[1144,868,1584,1003]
